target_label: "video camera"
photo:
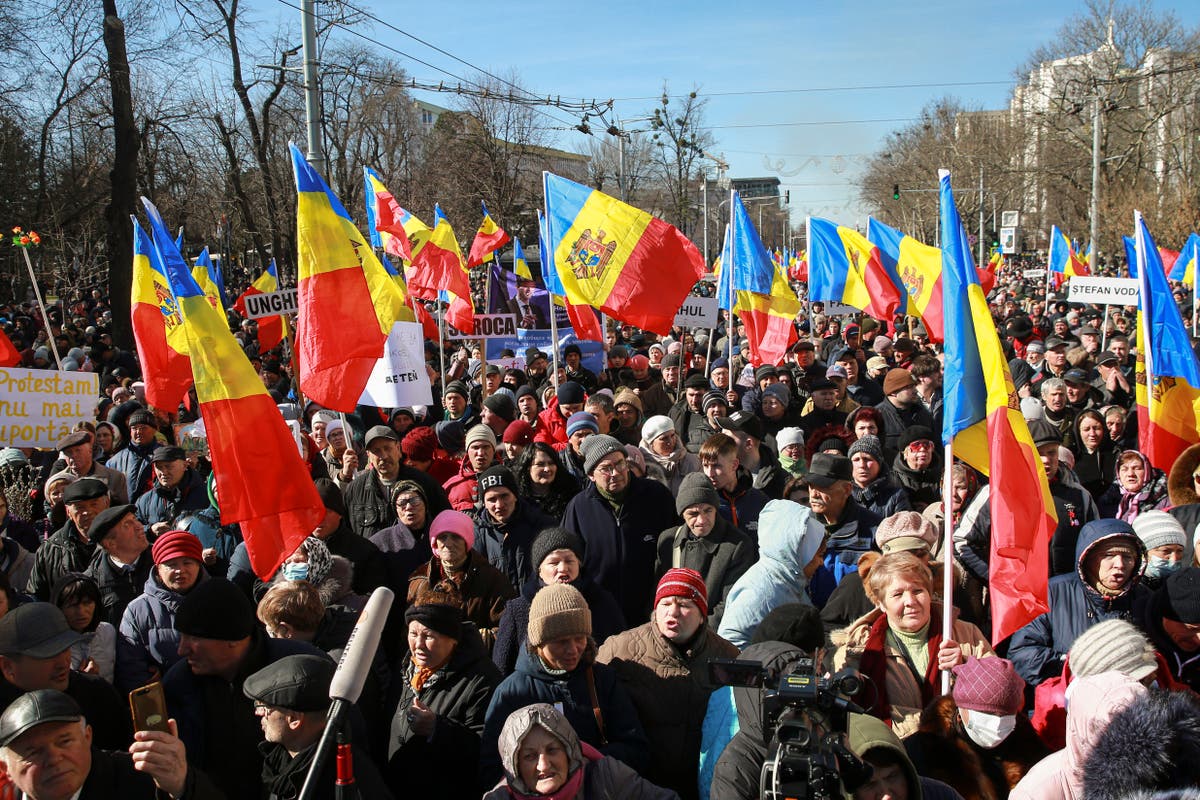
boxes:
[710,656,872,800]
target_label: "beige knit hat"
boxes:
[527,583,592,648]
[1069,619,1158,681]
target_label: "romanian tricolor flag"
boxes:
[363,166,429,264]
[292,144,406,412]
[1134,212,1200,473]
[1048,225,1088,286]
[467,201,511,267]
[939,169,1055,644]
[1171,233,1200,286]
[867,218,945,341]
[130,218,193,411]
[192,248,224,312]
[233,260,287,353]
[728,191,799,365]
[542,172,705,335]
[142,198,324,581]
[808,217,905,322]
[407,205,474,334]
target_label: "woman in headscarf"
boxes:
[1098,450,1169,522]
[268,535,364,612]
[638,415,701,494]
[1071,409,1119,501]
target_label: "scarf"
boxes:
[409,648,453,692]
[779,451,806,477]
[644,441,686,476]
[596,484,629,512]
[858,611,944,725]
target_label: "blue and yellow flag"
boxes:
[729,191,799,365]
[808,217,905,321]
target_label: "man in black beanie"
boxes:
[1141,567,1200,692]
[472,465,553,589]
[481,391,516,439]
[163,578,325,800]
[311,478,385,594]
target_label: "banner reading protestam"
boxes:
[0,368,99,448]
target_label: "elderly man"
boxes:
[0,604,130,750]
[164,578,326,800]
[0,689,220,799]
[56,430,128,504]
[562,435,679,623]
[135,446,208,537]
[105,408,160,502]
[343,425,449,538]
[84,504,153,626]
[873,368,935,462]
[798,375,848,439]
[27,478,109,601]
[1010,519,1148,686]
[805,453,882,588]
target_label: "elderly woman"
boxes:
[369,480,433,589]
[832,551,994,738]
[1099,450,1169,522]
[408,509,515,649]
[639,415,701,494]
[845,405,883,441]
[480,583,648,788]
[484,703,678,800]
[387,584,502,799]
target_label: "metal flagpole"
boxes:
[542,172,562,390]
[437,303,447,400]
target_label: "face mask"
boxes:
[962,711,1016,749]
[282,561,309,582]
[1146,556,1183,580]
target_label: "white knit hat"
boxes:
[1069,619,1158,681]
[1132,510,1187,553]
[641,415,674,444]
[776,427,804,450]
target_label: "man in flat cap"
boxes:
[0,689,222,799]
[164,578,325,800]
[342,425,450,539]
[0,603,130,750]
[84,504,153,626]
[135,446,208,537]
[26,478,109,601]
[55,429,128,504]
[244,654,392,799]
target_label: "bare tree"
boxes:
[645,84,714,237]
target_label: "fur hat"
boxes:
[1168,442,1200,506]
[527,583,591,647]
[1069,619,1158,681]
[951,656,1025,716]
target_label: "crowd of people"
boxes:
[2,274,1200,799]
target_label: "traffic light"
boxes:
[892,184,900,201]
[988,230,1000,249]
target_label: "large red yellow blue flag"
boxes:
[192,249,224,312]
[808,218,905,322]
[407,205,474,334]
[130,218,193,411]
[867,218,945,341]
[728,191,799,365]
[142,198,323,581]
[467,201,511,267]
[292,144,406,412]
[233,260,287,353]
[939,169,1055,644]
[543,172,705,335]
[1048,225,1088,286]
[1134,212,1200,473]
[363,166,429,263]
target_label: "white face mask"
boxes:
[962,710,1017,749]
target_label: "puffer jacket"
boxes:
[655,516,758,627]
[1008,520,1148,686]
[134,468,208,528]
[718,500,826,649]
[26,519,94,600]
[480,644,648,789]
[533,396,572,448]
[116,569,208,692]
[444,457,488,512]
[472,499,555,591]
[814,498,882,589]
[387,623,502,800]
[714,472,770,543]
[597,622,739,800]
[492,572,625,676]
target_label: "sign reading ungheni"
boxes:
[0,368,99,448]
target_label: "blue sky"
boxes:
[305,0,1198,225]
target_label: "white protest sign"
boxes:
[447,314,519,340]
[1067,276,1140,305]
[674,296,719,328]
[242,288,297,319]
[0,369,99,448]
[1023,268,1047,279]
[359,321,434,408]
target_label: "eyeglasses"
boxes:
[907,440,935,451]
[395,496,424,508]
[595,460,629,476]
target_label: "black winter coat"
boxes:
[386,623,501,800]
[85,545,154,626]
[320,519,386,594]
[562,477,679,623]
[472,499,555,590]
[0,671,132,751]
[26,520,94,600]
[261,739,392,800]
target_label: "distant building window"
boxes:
[422,110,435,125]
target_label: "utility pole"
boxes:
[300,0,324,171]
[978,165,985,268]
[1089,93,1102,267]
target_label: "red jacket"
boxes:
[443,458,481,511]
[534,397,571,449]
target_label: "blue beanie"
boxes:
[566,411,599,438]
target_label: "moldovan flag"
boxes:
[0,329,20,367]
[142,197,323,581]
[867,218,945,341]
[728,191,799,365]
[130,218,193,411]
[1048,225,1087,286]
[292,144,405,411]
[808,217,905,322]
[1134,212,1200,473]
[192,248,224,312]
[467,201,511,267]
[939,169,1055,644]
[542,172,705,335]
[533,215,603,342]
[1168,233,1199,285]
[233,260,287,353]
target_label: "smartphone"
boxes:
[129,682,171,734]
